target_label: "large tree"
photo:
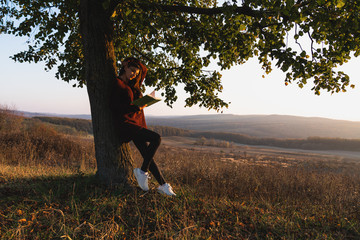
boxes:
[1,0,359,186]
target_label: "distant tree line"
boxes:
[33,117,93,135]
[147,125,191,137]
[32,116,360,152]
[190,132,360,152]
[194,137,234,148]
[32,117,191,137]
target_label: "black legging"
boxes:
[132,128,166,185]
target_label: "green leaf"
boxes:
[336,0,346,8]
[2,0,358,108]
[286,0,295,9]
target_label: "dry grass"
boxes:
[1,107,360,239]
[1,143,359,239]
[137,146,360,214]
[0,115,96,170]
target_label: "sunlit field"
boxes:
[1,107,359,239]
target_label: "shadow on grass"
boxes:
[1,172,360,239]
[0,173,166,239]
[0,173,133,205]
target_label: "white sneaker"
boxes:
[157,183,176,196]
[133,168,150,191]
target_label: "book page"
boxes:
[132,94,161,107]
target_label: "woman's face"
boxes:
[125,66,140,81]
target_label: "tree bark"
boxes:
[79,0,135,187]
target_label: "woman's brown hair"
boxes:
[119,57,148,99]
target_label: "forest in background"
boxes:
[146,115,360,139]
[19,112,360,139]
[23,116,360,152]
[32,117,93,135]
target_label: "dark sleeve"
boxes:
[112,102,140,114]
[109,86,140,115]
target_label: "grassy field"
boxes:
[1,145,360,239]
[1,109,360,239]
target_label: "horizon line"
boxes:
[15,110,360,123]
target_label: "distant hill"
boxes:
[16,111,360,139]
[17,111,91,120]
[146,114,360,139]
[23,114,360,152]
[33,117,93,135]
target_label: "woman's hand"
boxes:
[139,104,147,111]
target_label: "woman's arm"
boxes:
[109,80,145,115]
[110,101,140,115]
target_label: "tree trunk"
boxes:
[79,0,135,187]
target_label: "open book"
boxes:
[132,91,161,107]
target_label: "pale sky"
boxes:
[1,34,360,121]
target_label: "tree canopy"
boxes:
[1,0,360,110]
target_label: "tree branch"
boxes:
[108,0,265,18]
[139,3,263,18]
[133,47,156,63]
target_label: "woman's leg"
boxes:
[148,161,166,185]
[133,128,166,185]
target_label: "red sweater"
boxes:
[110,78,147,142]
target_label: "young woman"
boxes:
[110,57,176,196]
